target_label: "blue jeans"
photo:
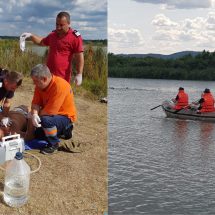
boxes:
[35,115,72,146]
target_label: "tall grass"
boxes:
[82,43,107,98]
[0,39,107,98]
[0,40,44,75]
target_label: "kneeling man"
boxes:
[30,64,77,155]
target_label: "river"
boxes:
[108,78,215,215]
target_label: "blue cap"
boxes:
[15,152,23,160]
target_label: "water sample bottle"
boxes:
[3,152,30,207]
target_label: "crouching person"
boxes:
[30,64,77,155]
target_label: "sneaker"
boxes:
[40,143,59,155]
[61,123,73,140]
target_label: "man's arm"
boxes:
[31,104,42,128]
[24,118,35,141]
[198,98,204,104]
[31,104,40,114]
[73,52,84,86]
[30,34,45,46]
[2,98,11,116]
[73,52,84,75]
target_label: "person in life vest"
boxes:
[197,88,215,112]
[172,87,189,110]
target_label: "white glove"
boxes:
[32,113,41,127]
[1,117,12,127]
[74,74,82,86]
[20,32,32,52]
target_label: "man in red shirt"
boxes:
[20,11,84,85]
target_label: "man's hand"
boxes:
[74,73,82,86]
[1,117,12,127]
[20,32,32,39]
[20,32,32,51]
[32,113,41,127]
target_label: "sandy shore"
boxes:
[0,78,108,215]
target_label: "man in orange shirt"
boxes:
[29,64,77,154]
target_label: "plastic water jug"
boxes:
[3,152,30,207]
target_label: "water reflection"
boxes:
[199,122,214,145]
[173,120,188,144]
[171,120,188,163]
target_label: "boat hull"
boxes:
[162,101,215,122]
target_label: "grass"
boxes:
[0,39,107,98]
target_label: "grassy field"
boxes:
[0,76,108,215]
[0,39,107,99]
[0,39,108,214]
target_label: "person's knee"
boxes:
[40,116,53,127]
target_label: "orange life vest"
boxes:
[200,93,215,112]
[174,90,189,110]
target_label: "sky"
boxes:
[108,0,215,54]
[0,0,107,39]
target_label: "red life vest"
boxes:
[174,90,189,110]
[200,93,215,112]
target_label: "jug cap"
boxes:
[15,152,23,160]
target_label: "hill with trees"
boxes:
[108,50,215,80]
[118,51,200,60]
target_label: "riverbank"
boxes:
[0,78,108,215]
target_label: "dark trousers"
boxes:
[35,115,72,146]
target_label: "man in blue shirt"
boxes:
[0,68,23,126]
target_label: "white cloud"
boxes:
[150,11,215,53]
[152,14,178,27]
[37,19,45,25]
[28,16,45,24]
[28,16,36,22]
[9,24,16,29]
[77,21,88,27]
[153,29,180,41]
[7,0,60,9]
[14,16,22,21]
[207,11,215,23]
[81,26,97,31]
[178,30,198,41]
[206,11,215,30]
[108,27,144,53]
[75,0,106,12]
[6,0,31,11]
[183,17,205,30]
[132,0,212,9]
[36,0,61,7]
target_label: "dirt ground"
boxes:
[0,78,108,215]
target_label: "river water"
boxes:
[108,78,215,215]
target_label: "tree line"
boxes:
[108,51,215,80]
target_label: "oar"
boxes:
[174,104,191,113]
[150,105,162,110]
[174,100,199,113]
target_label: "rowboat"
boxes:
[162,100,215,122]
